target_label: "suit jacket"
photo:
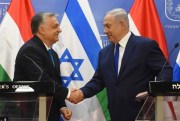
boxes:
[81,33,173,121]
[14,35,68,121]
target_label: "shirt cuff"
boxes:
[66,89,71,99]
[60,107,67,112]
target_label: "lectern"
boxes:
[0,81,55,121]
[136,81,180,121]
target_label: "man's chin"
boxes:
[108,39,113,43]
[108,36,113,41]
[53,39,59,44]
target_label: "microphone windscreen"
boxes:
[174,43,179,48]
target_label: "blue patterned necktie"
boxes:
[48,48,55,67]
[114,43,120,76]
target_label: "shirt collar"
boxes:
[118,31,131,48]
[42,42,52,50]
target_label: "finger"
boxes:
[64,112,72,120]
[71,88,78,92]
[64,116,71,120]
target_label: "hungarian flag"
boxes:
[130,0,168,57]
[130,0,176,120]
[0,0,34,81]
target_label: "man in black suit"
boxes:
[14,12,72,121]
[68,8,173,121]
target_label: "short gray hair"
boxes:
[107,8,129,27]
[31,12,58,34]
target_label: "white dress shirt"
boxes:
[115,31,131,74]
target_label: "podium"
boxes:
[136,81,180,121]
[0,81,55,121]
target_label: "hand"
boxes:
[68,89,84,104]
[135,91,148,102]
[60,107,72,120]
[136,91,148,98]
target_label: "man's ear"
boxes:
[119,20,126,30]
[38,25,45,35]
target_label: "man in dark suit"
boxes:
[14,12,72,121]
[68,8,173,121]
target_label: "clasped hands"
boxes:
[67,89,84,104]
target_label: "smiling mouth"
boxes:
[107,35,112,38]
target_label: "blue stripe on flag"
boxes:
[65,0,101,69]
[173,51,180,82]
[173,63,180,81]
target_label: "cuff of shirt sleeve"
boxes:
[60,107,67,113]
[66,89,71,99]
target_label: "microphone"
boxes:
[159,43,179,81]
[23,55,43,81]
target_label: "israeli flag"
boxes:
[53,0,106,120]
[173,50,180,81]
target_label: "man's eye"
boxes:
[52,26,58,29]
[106,26,111,29]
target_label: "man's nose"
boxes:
[58,27,62,33]
[104,29,108,34]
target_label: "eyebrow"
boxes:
[104,23,112,26]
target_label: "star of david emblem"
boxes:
[59,48,84,87]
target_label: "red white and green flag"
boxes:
[0,0,34,82]
[0,0,177,120]
[130,0,177,120]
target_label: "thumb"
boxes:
[71,88,78,92]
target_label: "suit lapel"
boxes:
[51,49,61,79]
[105,44,117,79]
[51,49,59,71]
[33,36,54,68]
[33,36,60,82]
[118,34,136,78]
[110,44,117,79]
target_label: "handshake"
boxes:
[67,89,84,104]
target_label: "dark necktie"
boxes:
[48,48,55,67]
[114,43,120,76]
